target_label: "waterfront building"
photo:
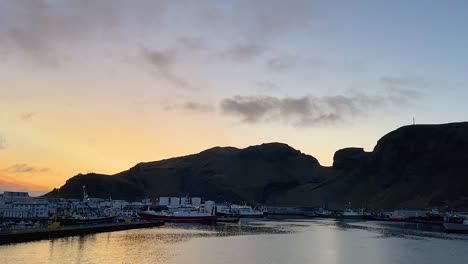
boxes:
[8,200,50,219]
[1,191,31,202]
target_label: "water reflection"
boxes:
[0,219,467,264]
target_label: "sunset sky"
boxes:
[1,0,467,194]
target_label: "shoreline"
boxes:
[0,220,164,246]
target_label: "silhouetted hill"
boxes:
[45,123,468,210]
[46,143,332,204]
[302,122,468,210]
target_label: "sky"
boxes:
[0,0,467,194]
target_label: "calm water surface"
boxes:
[1,219,467,264]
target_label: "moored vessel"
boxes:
[56,185,117,225]
[216,204,265,218]
[336,203,364,219]
[138,201,217,223]
[57,215,116,225]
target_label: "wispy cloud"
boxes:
[255,80,281,91]
[140,47,194,89]
[219,88,417,127]
[176,36,206,51]
[0,135,6,150]
[0,1,167,65]
[0,1,318,65]
[21,112,34,121]
[269,56,324,72]
[219,44,266,62]
[0,177,50,193]
[3,164,50,174]
[198,0,317,42]
[164,101,214,112]
[220,95,370,126]
[379,75,427,106]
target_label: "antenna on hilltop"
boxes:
[413,117,416,125]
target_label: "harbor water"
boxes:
[1,218,467,264]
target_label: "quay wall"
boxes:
[0,221,164,245]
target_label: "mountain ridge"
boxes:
[45,122,468,210]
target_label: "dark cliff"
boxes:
[46,122,468,210]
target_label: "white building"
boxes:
[159,197,169,206]
[0,201,11,218]
[6,200,50,219]
[2,208,30,219]
[1,191,31,201]
[170,197,180,206]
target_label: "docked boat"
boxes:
[315,208,335,218]
[57,215,116,225]
[389,212,407,222]
[338,209,362,219]
[337,203,364,219]
[216,204,265,218]
[56,185,116,225]
[138,201,217,223]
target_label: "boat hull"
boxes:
[337,215,364,220]
[216,212,264,218]
[58,216,116,226]
[216,217,240,223]
[138,212,216,223]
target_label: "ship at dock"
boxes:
[138,200,217,223]
[215,204,265,218]
[56,185,116,225]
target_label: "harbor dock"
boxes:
[442,223,468,234]
[0,220,164,245]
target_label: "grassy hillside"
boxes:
[46,143,332,204]
[45,123,468,210]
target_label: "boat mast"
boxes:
[82,185,88,202]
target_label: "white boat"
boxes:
[340,208,361,218]
[217,204,264,218]
[316,208,334,217]
[226,204,265,218]
[138,201,217,223]
[338,203,363,219]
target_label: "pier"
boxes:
[0,220,164,245]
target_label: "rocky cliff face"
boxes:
[333,147,371,171]
[46,122,468,210]
[327,122,468,210]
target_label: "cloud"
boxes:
[0,0,168,65]
[140,47,194,89]
[21,112,34,121]
[0,136,6,150]
[164,101,214,112]
[265,55,325,73]
[219,44,266,62]
[220,73,428,126]
[379,75,427,105]
[220,94,390,127]
[0,1,318,65]
[255,80,281,91]
[198,0,317,42]
[176,37,206,51]
[265,57,296,72]
[3,164,50,174]
[0,176,50,193]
